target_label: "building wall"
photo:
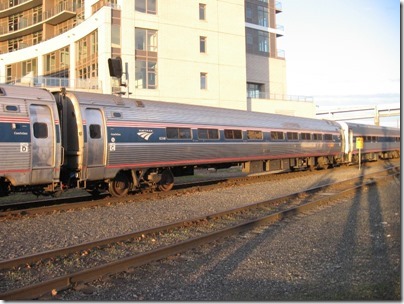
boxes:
[0,1,248,110]
[125,0,247,109]
[0,1,315,117]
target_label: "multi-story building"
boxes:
[0,0,315,116]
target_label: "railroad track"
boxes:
[0,160,394,219]
[0,166,399,300]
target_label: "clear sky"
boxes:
[276,0,400,113]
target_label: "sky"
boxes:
[276,0,400,126]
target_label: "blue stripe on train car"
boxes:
[108,127,168,143]
[0,123,30,142]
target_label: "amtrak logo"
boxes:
[137,130,153,141]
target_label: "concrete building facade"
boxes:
[0,0,315,116]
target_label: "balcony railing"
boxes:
[277,49,285,58]
[4,76,102,91]
[247,92,314,103]
[275,1,283,13]
[0,2,80,37]
[0,0,31,11]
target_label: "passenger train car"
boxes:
[0,85,400,197]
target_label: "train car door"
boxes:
[85,108,106,180]
[29,104,55,184]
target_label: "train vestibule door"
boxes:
[29,104,55,184]
[85,108,106,180]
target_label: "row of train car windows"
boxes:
[364,136,400,142]
[166,127,336,141]
[354,136,400,142]
[30,123,401,144]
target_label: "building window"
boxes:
[44,46,70,79]
[258,31,269,53]
[32,31,42,45]
[247,83,264,98]
[258,6,268,27]
[200,73,207,89]
[245,4,253,22]
[135,28,158,89]
[135,28,157,52]
[199,3,206,20]
[8,38,21,52]
[246,32,253,46]
[200,36,207,53]
[135,60,157,89]
[246,28,271,57]
[135,0,157,14]
[76,31,98,88]
[8,14,20,31]
[33,6,43,23]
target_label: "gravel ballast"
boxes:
[59,173,400,301]
[0,160,400,300]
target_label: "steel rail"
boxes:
[0,168,399,300]
[0,166,398,270]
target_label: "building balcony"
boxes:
[247,91,313,103]
[0,3,77,42]
[0,0,42,18]
[5,75,102,92]
[277,49,285,59]
[275,1,282,14]
[276,24,284,37]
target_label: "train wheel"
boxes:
[158,169,174,192]
[109,172,130,197]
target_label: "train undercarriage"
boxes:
[0,150,399,198]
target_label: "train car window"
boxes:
[89,124,102,139]
[224,129,242,140]
[112,112,122,118]
[33,122,48,139]
[0,88,5,96]
[247,130,263,140]
[4,105,19,112]
[167,127,192,139]
[286,132,298,140]
[313,133,322,140]
[198,128,219,140]
[271,131,284,141]
[323,134,333,141]
[301,133,311,140]
[365,136,372,142]
[371,136,377,142]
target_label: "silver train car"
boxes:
[339,122,400,162]
[0,85,400,197]
[0,85,62,195]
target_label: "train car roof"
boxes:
[0,85,55,102]
[63,90,342,133]
[344,121,400,136]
